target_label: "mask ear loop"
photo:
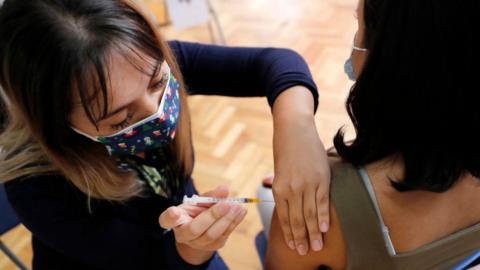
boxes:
[71,127,101,142]
[353,45,368,52]
[70,65,173,142]
[352,33,368,52]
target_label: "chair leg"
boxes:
[206,0,226,45]
[0,240,30,270]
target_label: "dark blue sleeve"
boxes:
[4,176,214,270]
[168,40,319,111]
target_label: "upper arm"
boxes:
[168,40,318,109]
[265,205,347,270]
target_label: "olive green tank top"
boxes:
[330,161,480,270]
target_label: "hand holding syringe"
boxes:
[161,186,263,255]
[183,195,274,205]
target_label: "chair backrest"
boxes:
[0,183,20,235]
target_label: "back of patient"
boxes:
[266,157,480,270]
[330,157,480,270]
[266,0,480,269]
[328,0,480,268]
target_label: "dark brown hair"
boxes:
[0,0,193,200]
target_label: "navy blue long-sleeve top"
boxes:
[5,41,318,270]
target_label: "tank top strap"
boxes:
[330,157,480,269]
[330,159,395,269]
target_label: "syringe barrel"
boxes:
[183,195,254,205]
[183,195,220,204]
[223,198,245,203]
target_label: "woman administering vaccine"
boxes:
[0,0,330,269]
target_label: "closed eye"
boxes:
[111,112,134,130]
[150,71,169,91]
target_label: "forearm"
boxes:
[273,85,315,116]
[270,85,331,257]
[175,238,215,265]
[272,86,317,159]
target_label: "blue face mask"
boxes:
[344,42,368,81]
[344,56,356,81]
[72,70,181,156]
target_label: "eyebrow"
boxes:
[99,61,162,121]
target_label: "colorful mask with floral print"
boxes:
[73,72,181,155]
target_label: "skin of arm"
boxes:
[265,204,347,270]
[271,85,332,255]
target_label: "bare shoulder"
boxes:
[265,202,347,270]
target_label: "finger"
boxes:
[191,205,246,247]
[176,202,231,241]
[197,185,230,208]
[262,175,274,188]
[289,194,309,256]
[304,188,323,252]
[206,207,248,250]
[178,204,209,218]
[273,198,295,250]
[221,206,247,237]
[204,235,228,251]
[316,185,330,234]
[159,207,190,229]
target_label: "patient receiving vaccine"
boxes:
[264,0,480,269]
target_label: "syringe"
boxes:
[183,195,274,205]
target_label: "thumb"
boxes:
[202,185,229,198]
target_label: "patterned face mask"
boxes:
[72,71,181,156]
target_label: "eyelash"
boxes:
[111,112,134,131]
[151,72,168,90]
[109,72,167,131]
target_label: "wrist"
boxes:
[273,109,316,136]
[272,86,315,119]
[272,112,319,162]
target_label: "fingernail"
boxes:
[288,240,295,250]
[311,240,322,251]
[320,222,329,233]
[297,244,307,256]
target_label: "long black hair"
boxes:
[334,0,480,192]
